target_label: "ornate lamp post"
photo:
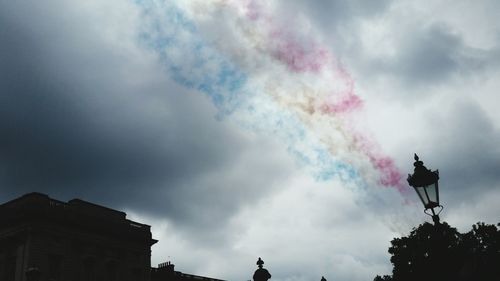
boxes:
[407,154,442,225]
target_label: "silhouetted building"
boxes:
[0,192,157,281]
[151,261,225,281]
[0,193,227,281]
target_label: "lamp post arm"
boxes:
[424,205,443,225]
[432,213,440,225]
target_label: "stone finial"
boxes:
[253,257,271,281]
[257,257,264,268]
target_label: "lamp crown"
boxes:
[413,153,424,167]
[257,257,264,268]
[408,154,439,187]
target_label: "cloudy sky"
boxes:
[1,1,499,281]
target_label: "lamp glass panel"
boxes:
[425,183,438,204]
[415,186,429,206]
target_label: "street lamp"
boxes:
[407,154,442,224]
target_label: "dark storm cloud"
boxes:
[416,100,500,206]
[299,1,500,96]
[387,24,500,88]
[394,25,462,85]
[285,0,392,27]
[0,9,215,195]
[361,24,500,93]
[0,1,288,237]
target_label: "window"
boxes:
[106,261,117,281]
[131,268,142,281]
[4,255,16,281]
[83,258,96,281]
[48,254,62,281]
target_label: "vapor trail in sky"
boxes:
[137,0,406,193]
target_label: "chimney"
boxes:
[158,261,175,272]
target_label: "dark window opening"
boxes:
[4,255,16,281]
[48,254,62,281]
[106,261,117,281]
[83,258,96,281]
[131,268,142,281]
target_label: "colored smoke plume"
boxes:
[137,0,407,193]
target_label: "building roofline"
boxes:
[0,192,50,207]
[0,192,157,245]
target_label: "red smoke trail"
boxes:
[270,21,405,190]
[238,0,406,191]
[352,132,407,192]
[273,39,330,73]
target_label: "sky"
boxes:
[1,0,500,281]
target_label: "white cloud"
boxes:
[131,172,400,281]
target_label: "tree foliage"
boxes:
[373,275,392,281]
[374,222,500,281]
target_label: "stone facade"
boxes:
[0,193,157,281]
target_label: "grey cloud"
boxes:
[284,0,392,27]
[395,25,462,85]
[361,24,500,91]
[356,24,476,89]
[416,100,500,208]
[0,8,220,197]
[390,24,500,88]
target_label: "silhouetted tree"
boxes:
[459,222,500,280]
[373,275,392,281]
[375,222,500,281]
